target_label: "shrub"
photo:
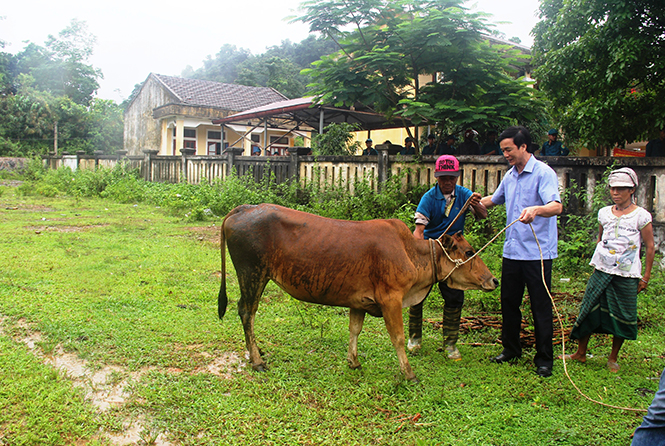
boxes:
[310,123,362,156]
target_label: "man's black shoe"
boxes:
[490,353,520,364]
[536,366,552,377]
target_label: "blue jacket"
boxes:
[540,140,569,156]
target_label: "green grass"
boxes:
[0,188,664,445]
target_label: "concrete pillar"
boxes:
[143,150,159,181]
[376,144,391,190]
[180,147,196,183]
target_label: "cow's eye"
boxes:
[465,250,474,258]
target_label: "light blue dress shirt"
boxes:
[491,155,561,260]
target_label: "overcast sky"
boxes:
[1,0,542,103]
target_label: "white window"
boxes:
[207,130,223,155]
[172,127,197,155]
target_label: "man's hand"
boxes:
[469,192,488,219]
[519,206,540,224]
[413,224,425,240]
[519,201,563,224]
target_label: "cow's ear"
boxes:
[439,234,454,250]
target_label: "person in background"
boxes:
[560,167,654,372]
[251,146,261,156]
[480,130,500,155]
[645,128,665,157]
[480,126,563,378]
[422,134,439,155]
[400,137,416,155]
[408,155,487,360]
[362,138,378,155]
[439,135,457,155]
[540,129,569,156]
[457,129,480,155]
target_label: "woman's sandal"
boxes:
[557,354,587,363]
[607,360,620,372]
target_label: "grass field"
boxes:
[1,186,664,445]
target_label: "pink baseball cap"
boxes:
[435,155,460,177]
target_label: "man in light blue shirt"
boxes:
[480,126,563,378]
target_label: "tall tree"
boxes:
[294,0,543,145]
[532,0,665,149]
[184,37,338,98]
[0,20,119,156]
[186,44,252,84]
[236,55,306,98]
[15,19,102,106]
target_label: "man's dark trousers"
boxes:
[500,258,553,368]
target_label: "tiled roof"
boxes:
[153,74,289,112]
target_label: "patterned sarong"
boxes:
[570,270,639,341]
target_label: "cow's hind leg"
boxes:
[236,271,270,372]
[347,308,366,370]
[382,302,418,383]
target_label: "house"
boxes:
[123,73,292,156]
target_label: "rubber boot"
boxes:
[407,301,424,353]
[443,306,462,360]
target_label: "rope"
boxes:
[526,223,647,413]
[434,196,647,411]
[441,195,474,236]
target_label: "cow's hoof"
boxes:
[252,363,267,372]
[408,376,420,384]
[349,363,362,370]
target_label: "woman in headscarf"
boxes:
[560,167,655,372]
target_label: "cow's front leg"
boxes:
[382,301,418,383]
[347,308,366,369]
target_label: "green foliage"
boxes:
[532,0,665,147]
[182,37,338,99]
[0,20,120,157]
[311,122,362,156]
[556,166,612,272]
[295,0,546,143]
[18,19,101,106]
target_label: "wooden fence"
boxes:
[42,147,665,251]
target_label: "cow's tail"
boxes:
[218,214,229,320]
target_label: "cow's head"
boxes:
[436,233,498,291]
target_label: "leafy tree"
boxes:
[15,19,101,106]
[185,44,252,84]
[85,99,124,154]
[0,20,121,156]
[294,0,544,148]
[236,55,306,98]
[532,0,665,149]
[311,122,361,155]
[182,37,339,98]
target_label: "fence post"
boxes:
[287,147,308,184]
[223,147,244,177]
[376,144,391,191]
[179,148,196,183]
[76,151,86,170]
[93,150,103,168]
[142,149,159,182]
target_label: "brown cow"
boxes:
[218,204,498,382]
